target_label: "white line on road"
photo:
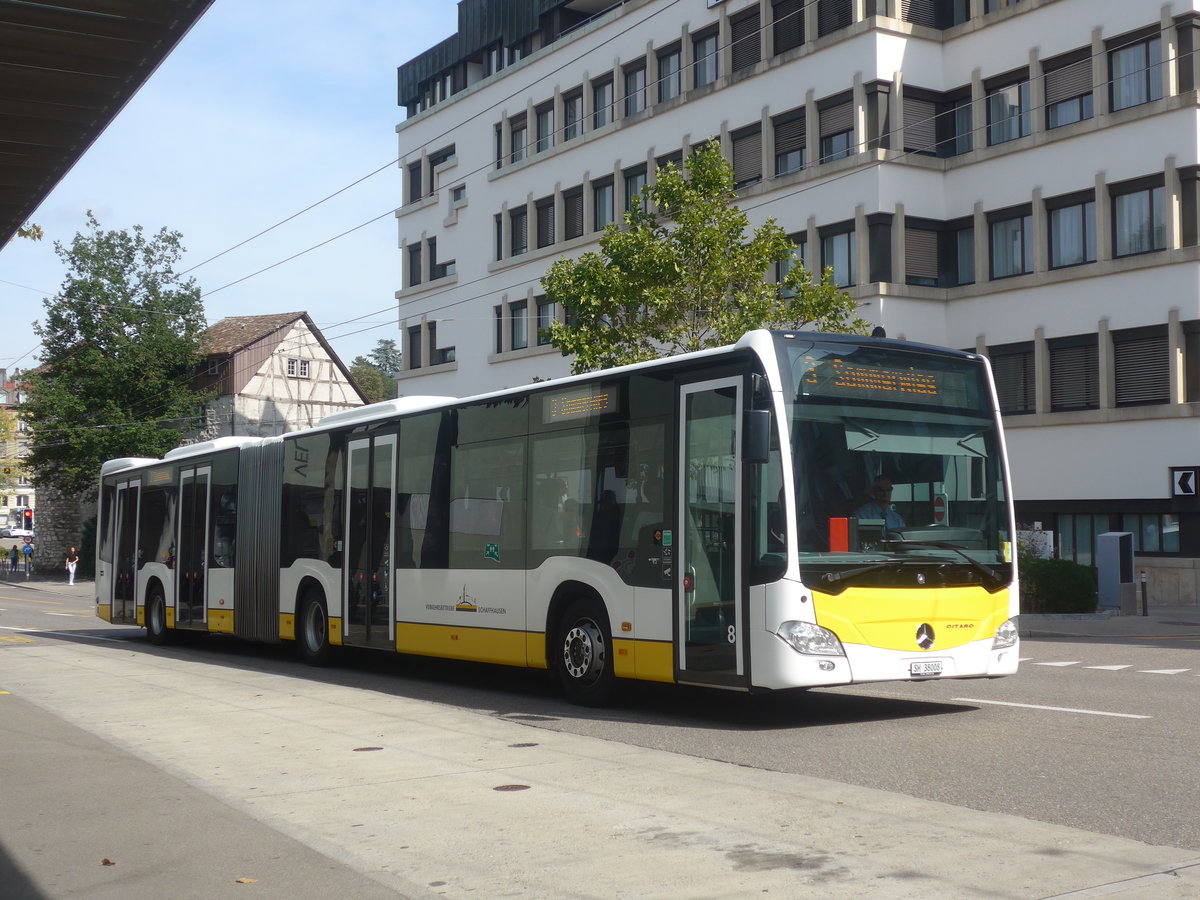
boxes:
[1035,661,1082,667]
[44,612,77,617]
[1084,665,1133,670]
[0,625,39,632]
[1137,669,1191,675]
[953,698,1150,719]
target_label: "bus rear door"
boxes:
[110,479,140,624]
[176,465,210,629]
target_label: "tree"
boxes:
[0,408,20,495]
[367,338,402,377]
[543,139,869,374]
[349,339,401,403]
[349,356,395,404]
[16,222,43,242]
[21,213,211,497]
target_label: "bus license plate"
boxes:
[910,660,943,677]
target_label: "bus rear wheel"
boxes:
[146,587,170,645]
[554,599,615,707]
[298,591,333,666]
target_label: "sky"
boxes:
[0,0,460,374]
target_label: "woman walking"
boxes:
[65,547,80,585]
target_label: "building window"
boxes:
[939,92,973,157]
[510,300,528,351]
[1044,52,1093,128]
[494,305,504,353]
[510,207,528,256]
[821,226,856,287]
[624,166,646,212]
[593,179,614,230]
[946,220,975,285]
[1048,195,1096,269]
[564,188,584,240]
[693,30,718,88]
[776,232,809,297]
[984,0,1022,11]
[426,145,454,195]
[592,78,613,129]
[989,343,1036,414]
[989,209,1032,278]
[903,92,939,155]
[536,198,555,249]
[535,104,554,153]
[904,224,939,287]
[819,97,854,163]
[427,321,455,366]
[1049,336,1099,412]
[623,64,645,117]
[407,242,422,287]
[407,325,423,369]
[773,110,806,175]
[563,90,583,141]
[509,116,527,164]
[773,0,804,55]
[817,0,852,37]
[407,161,423,203]
[1057,513,1108,567]
[536,296,557,345]
[1112,181,1166,257]
[494,214,503,261]
[429,237,455,280]
[15,494,28,507]
[657,46,681,102]
[987,77,1031,145]
[286,358,310,378]
[730,8,761,75]
[1121,513,1180,553]
[1113,327,1169,406]
[1110,34,1163,112]
[731,125,762,189]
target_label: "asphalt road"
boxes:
[3,579,1199,897]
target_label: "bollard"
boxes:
[1140,570,1148,616]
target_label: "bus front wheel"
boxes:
[554,599,615,707]
[298,591,333,666]
[146,587,170,645]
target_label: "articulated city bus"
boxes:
[96,330,1019,704]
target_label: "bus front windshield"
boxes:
[776,338,1013,592]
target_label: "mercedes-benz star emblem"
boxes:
[916,623,935,650]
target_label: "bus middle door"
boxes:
[176,465,210,629]
[677,376,746,688]
[344,435,396,649]
[111,479,141,624]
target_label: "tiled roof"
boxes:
[202,313,306,355]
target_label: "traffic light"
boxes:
[21,508,32,529]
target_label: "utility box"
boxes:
[1097,532,1136,614]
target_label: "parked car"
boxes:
[3,528,33,540]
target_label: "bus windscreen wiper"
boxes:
[885,540,1007,591]
[818,560,905,588]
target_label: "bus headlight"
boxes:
[777,621,845,656]
[992,619,1018,650]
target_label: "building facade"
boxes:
[191,313,368,440]
[0,368,34,535]
[394,0,1200,604]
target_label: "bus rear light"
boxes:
[777,621,845,656]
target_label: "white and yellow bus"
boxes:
[96,330,1019,704]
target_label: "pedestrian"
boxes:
[65,546,80,586]
[8,545,16,575]
[22,542,33,575]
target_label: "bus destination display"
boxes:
[542,385,617,424]
[798,355,973,407]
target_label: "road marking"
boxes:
[45,612,78,617]
[954,698,1150,719]
[1084,665,1133,670]
[0,635,35,644]
[0,625,39,632]
[1035,661,1082,667]
[1137,669,1191,675]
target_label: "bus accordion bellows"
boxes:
[96,329,1019,705]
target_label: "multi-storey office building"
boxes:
[394,0,1200,604]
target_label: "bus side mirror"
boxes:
[743,409,770,464]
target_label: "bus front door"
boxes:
[111,480,140,624]
[344,436,395,649]
[176,466,210,628]
[677,377,746,687]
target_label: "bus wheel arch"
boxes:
[548,584,616,707]
[297,583,334,666]
[145,579,170,645]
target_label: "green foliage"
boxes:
[367,339,403,378]
[17,222,44,242]
[1020,558,1098,614]
[22,212,211,498]
[542,139,869,374]
[350,357,396,404]
[0,409,20,494]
